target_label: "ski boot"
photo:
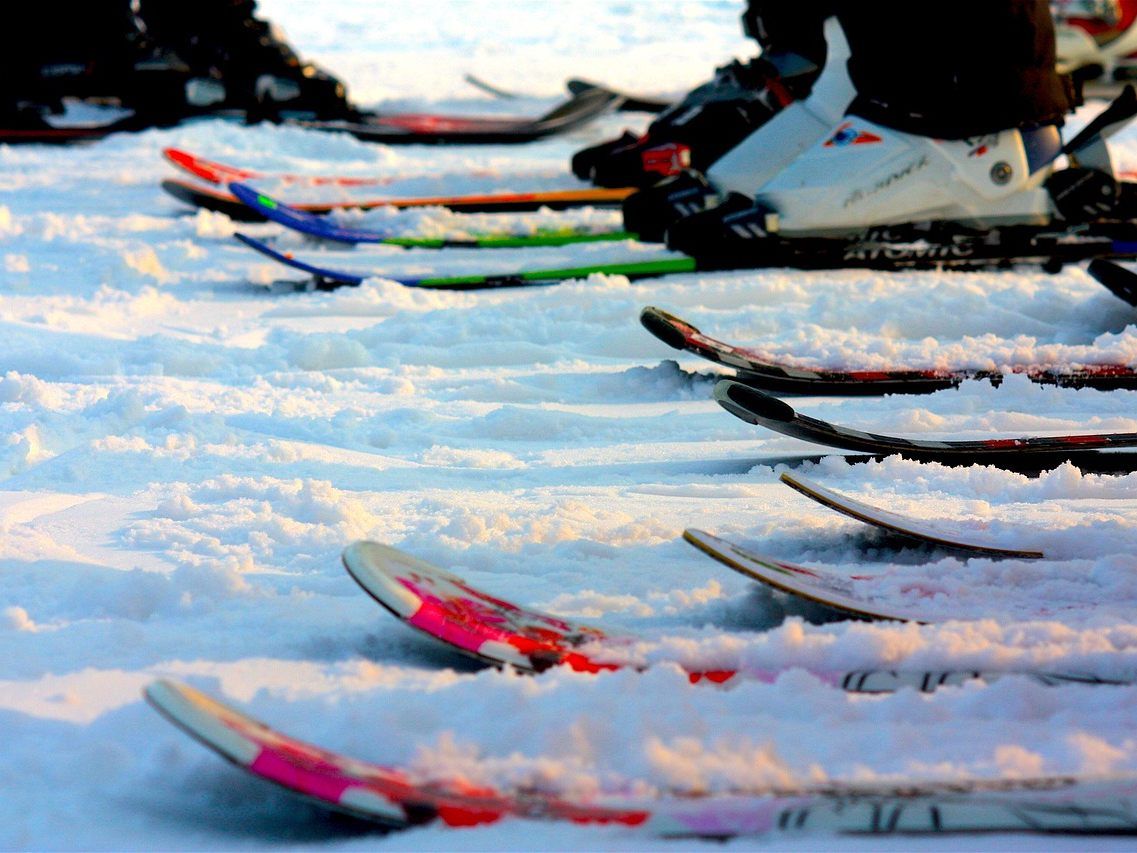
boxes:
[667,118,1065,259]
[137,0,356,122]
[572,56,800,189]
[2,1,171,107]
[620,17,855,242]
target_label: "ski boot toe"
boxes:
[663,192,765,262]
[571,131,638,183]
[622,169,719,243]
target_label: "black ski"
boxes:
[713,379,1137,462]
[465,74,672,113]
[640,306,1137,394]
[292,84,621,144]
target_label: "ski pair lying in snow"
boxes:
[147,533,1135,837]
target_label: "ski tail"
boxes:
[566,78,672,113]
[464,73,522,99]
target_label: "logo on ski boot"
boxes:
[825,123,883,147]
[641,143,692,177]
[965,134,999,158]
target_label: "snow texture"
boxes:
[5,0,1137,849]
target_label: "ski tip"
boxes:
[228,181,273,211]
[341,541,428,619]
[681,528,709,547]
[159,178,190,197]
[639,306,689,350]
[712,380,796,425]
[566,78,603,96]
[232,231,262,251]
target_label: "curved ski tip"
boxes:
[145,679,262,766]
[341,541,435,619]
[159,178,192,199]
[232,232,262,251]
[229,181,271,210]
[681,528,709,546]
[639,306,690,350]
[681,528,726,561]
[712,380,796,424]
[143,677,182,711]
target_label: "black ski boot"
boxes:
[664,193,773,265]
[138,0,356,122]
[621,170,723,243]
[573,58,798,189]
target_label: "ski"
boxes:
[342,540,624,676]
[713,379,1137,462]
[0,113,152,145]
[145,679,1137,838]
[163,147,400,188]
[465,75,673,114]
[144,678,650,831]
[163,147,520,189]
[684,528,921,622]
[291,83,621,144]
[779,472,1045,559]
[162,178,634,222]
[0,101,237,145]
[566,78,673,114]
[234,231,692,289]
[342,540,1129,690]
[229,182,634,247]
[682,219,1137,275]
[640,306,1137,393]
[221,216,1137,283]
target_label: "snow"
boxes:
[4,0,1137,849]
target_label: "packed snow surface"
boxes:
[5,1,1137,849]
